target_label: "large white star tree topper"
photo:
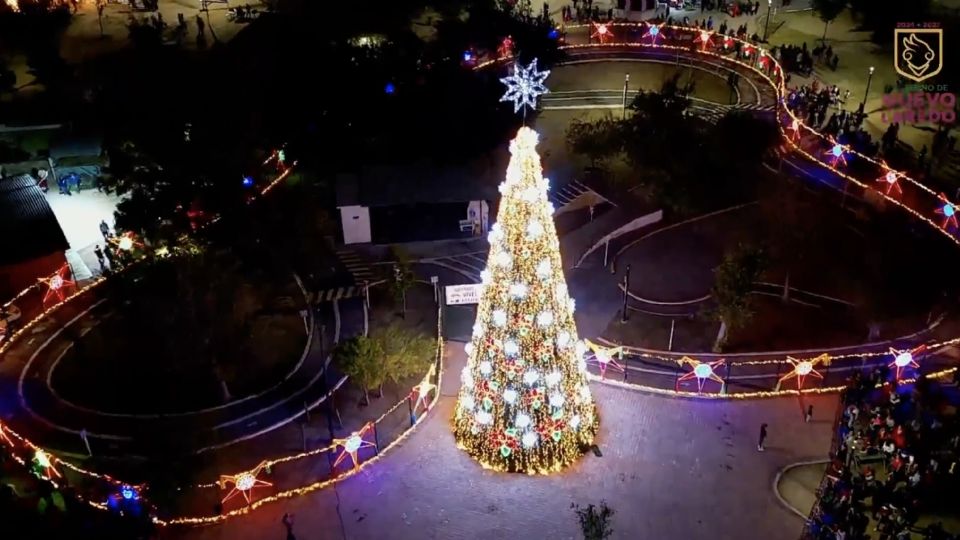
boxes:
[499,58,550,115]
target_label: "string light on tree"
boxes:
[888,345,926,379]
[333,423,377,470]
[591,22,612,43]
[676,357,725,393]
[219,461,272,505]
[110,231,143,253]
[776,354,830,390]
[583,339,625,379]
[786,118,801,141]
[936,193,958,229]
[499,58,550,115]
[38,264,75,305]
[453,127,598,474]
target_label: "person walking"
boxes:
[104,245,116,269]
[99,220,110,240]
[758,423,768,451]
[806,404,814,423]
[282,513,296,540]
[94,245,106,272]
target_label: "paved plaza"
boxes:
[171,343,837,540]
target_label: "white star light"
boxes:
[500,58,550,114]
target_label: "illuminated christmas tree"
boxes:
[453,127,598,474]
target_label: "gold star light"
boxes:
[776,354,830,391]
[219,461,272,505]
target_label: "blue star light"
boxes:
[499,58,550,114]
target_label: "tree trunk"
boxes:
[361,388,370,406]
[98,14,104,38]
[822,20,829,42]
[401,289,407,319]
[377,383,384,398]
[220,379,232,403]
[713,320,728,353]
[781,271,791,303]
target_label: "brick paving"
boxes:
[170,343,837,540]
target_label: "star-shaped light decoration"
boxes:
[38,264,75,305]
[333,422,377,470]
[498,35,515,59]
[935,193,958,229]
[591,22,613,43]
[676,357,725,393]
[500,58,550,115]
[411,364,437,413]
[825,139,847,167]
[643,23,663,44]
[0,421,11,446]
[33,449,60,480]
[695,30,713,50]
[219,461,272,505]
[776,354,830,391]
[110,231,143,253]
[787,118,801,141]
[888,345,926,380]
[877,167,902,195]
[583,339,625,379]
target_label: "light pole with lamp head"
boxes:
[861,66,875,115]
[763,0,773,42]
[622,74,630,119]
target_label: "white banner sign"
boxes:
[445,284,482,305]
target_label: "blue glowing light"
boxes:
[649,26,659,36]
[944,204,956,217]
[463,51,473,62]
[548,28,560,39]
[242,176,254,187]
[693,363,713,378]
[121,486,137,501]
[384,82,396,94]
[831,144,843,157]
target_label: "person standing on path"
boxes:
[282,513,296,540]
[94,245,106,272]
[806,404,814,423]
[758,423,768,451]
[99,220,110,240]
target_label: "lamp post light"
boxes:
[861,66,875,114]
[763,0,773,42]
[622,74,630,119]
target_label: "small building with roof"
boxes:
[335,159,504,244]
[0,174,70,300]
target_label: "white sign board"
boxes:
[445,284,482,305]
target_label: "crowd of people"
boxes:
[806,366,960,540]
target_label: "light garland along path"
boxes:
[481,24,959,398]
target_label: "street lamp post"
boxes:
[763,0,773,42]
[860,66,875,114]
[622,74,630,119]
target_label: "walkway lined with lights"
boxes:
[174,343,837,540]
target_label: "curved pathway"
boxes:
[0,286,364,457]
[173,344,837,540]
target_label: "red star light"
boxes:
[825,139,847,167]
[935,193,958,229]
[498,35,515,59]
[38,264,75,305]
[877,167,902,195]
[584,339,625,379]
[776,354,830,390]
[592,22,612,43]
[888,345,926,379]
[220,461,272,505]
[333,423,377,470]
[644,23,663,44]
[676,357,725,393]
[0,421,11,446]
[695,30,713,50]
